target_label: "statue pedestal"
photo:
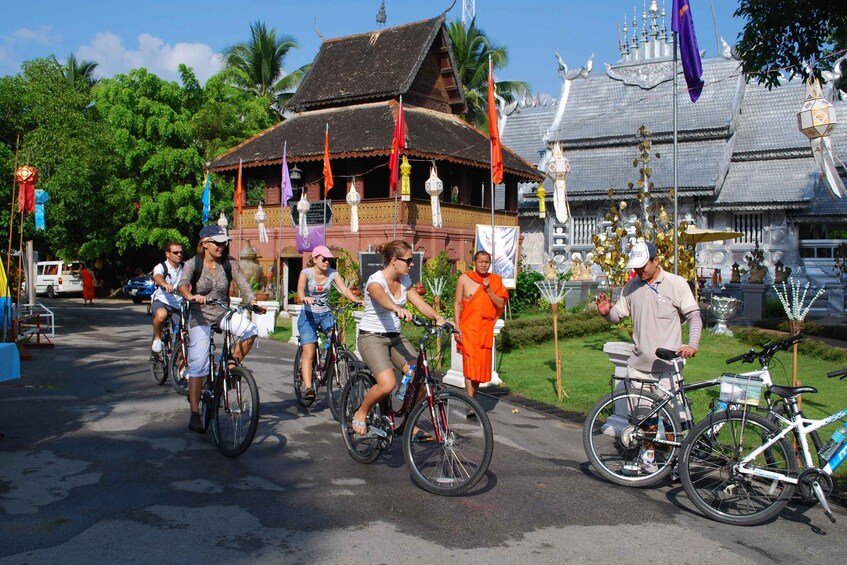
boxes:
[602,342,634,436]
[722,283,766,322]
[563,280,598,310]
[443,319,505,389]
[286,304,303,344]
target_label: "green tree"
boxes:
[446,18,531,129]
[222,20,310,115]
[735,0,847,88]
[61,54,99,88]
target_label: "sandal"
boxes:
[412,431,434,443]
[304,388,316,400]
[351,419,367,435]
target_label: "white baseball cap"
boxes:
[626,240,657,269]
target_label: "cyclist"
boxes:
[350,240,448,435]
[595,239,701,472]
[151,242,185,359]
[296,245,362,400]
[177,225,266,433]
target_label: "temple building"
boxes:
[208,14,542,302]
[501,1,847,314]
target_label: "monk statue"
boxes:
[543,258,559,281]
[730,262,746,283]
[773,260,792,284]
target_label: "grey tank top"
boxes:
[304,268,337,314]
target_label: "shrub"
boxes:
[422,251,457,319]
[732,326,847,363]
[501,309,610,350]
[510,265,544,314]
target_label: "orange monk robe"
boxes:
[457,271,509,382]
[81,269,95,302]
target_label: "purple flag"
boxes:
[281,141,293,208]
[672,0,704,103]
[296,225,325,253]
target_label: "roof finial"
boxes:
[376,0,387,27]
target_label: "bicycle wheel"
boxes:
[212,366,260,458]
[679,411,796,526]
[403,389,493,496]
[340,371,384,464]
[582,389,682,487]
[169,334,189,396]
[293,345,315,407]
[326,350,355,422]
[149,338,167,385]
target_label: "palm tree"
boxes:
[446,19,531,130]
[222,21,310,114]
[62,54,99,87]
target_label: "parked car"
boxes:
[34,260,87,298]
[123,272,155,304]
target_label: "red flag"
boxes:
[323,126,334,197]
[15,165,37,214]
[234,159,243,215]
[487,58,503,185]
[388,99,406,195]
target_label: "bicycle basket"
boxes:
[718,373,764,406]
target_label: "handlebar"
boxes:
[205,298,264,314]
[827,368,847,380]
[725,333,805,365]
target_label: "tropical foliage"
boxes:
[446,18,531,130]
[61,54,99,88]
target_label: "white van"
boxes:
[35,261,86,297]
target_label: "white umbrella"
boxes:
[682,227,744,300]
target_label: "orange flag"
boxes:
[487,57,503,185]
[235,159,243,214]
[323,126,334,197]
[388,98,406,195]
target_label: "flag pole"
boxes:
[489,55,496,267]
[6,135,19,273]
[672,30,679,274]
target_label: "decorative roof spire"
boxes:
[376,0,387,27]
[659,0,668,42]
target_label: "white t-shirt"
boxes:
[359,270,410,333]
[152,260,184,309]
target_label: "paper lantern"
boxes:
[346,178,361,233]
[424,165,443,228]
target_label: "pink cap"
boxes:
[311,245,335,259]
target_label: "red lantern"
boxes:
[16,165,38,214]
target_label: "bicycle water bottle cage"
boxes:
[655,348,681,361]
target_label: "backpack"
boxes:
[189,254,232,291]
[155,260,184,289]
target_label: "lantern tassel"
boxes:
[431,195,442,228]
[297,192,310,238]
[814,137,847,198]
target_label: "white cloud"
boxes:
[10,25,62,46]
[76,32,223,84]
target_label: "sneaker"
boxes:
[188,412,204,433]
[151,339,163,353]
[670,465,680,482]
[640,460,659,474]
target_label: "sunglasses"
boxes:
[170,250,183,255]
[318,256,330,263]
[395,257,414,266]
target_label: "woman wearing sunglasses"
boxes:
[177,224,266,433]
[351,240,447,435]
[296,245,362,399]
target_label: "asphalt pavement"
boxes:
[1,298,846,564]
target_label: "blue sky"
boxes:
[1,0,745,96]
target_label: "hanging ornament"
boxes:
[217,212,229,235]
[346,177,361,233]
[545,143,571,223]
[34,189,49,231]
[424,165,443,228]
[797,75,846,198]
[536,184,546,217]
[15,165,38,214]
[255,202,268,243]
[297,191,311,238]
[400,155,411,202]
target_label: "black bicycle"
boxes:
[149,297,188,389]
[339,317,494,496]
[196,299,262,457]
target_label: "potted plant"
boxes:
[250,276,269,302]
[744,241,768,284]
[287,291,302,305]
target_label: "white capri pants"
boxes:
[187,314,259,378]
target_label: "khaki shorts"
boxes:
[357,331,416,378]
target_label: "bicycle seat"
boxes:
[655,348,681,361]
[768,385,817,398]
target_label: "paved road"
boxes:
[1,299,845,564]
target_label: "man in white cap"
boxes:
[595,239,702,473]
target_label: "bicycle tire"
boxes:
[339,370,384,464]
[212,366,260,458]
[169,333,189,396]
[199,382,213,433]
[293,345,316,408]
[583,389,682,487]
[403,389,493,496]
[149,337,168,385]
[326,349,356,422]
[679,410,796,526]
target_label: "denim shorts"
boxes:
[297,310,335,344]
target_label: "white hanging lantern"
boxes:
[346,177,361,233]
[217,212,228,235]
[296,191,310,238]
[424,165,443,228]
[797,76,846,198]
[545,142,571,222]
[254,202,268,243]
